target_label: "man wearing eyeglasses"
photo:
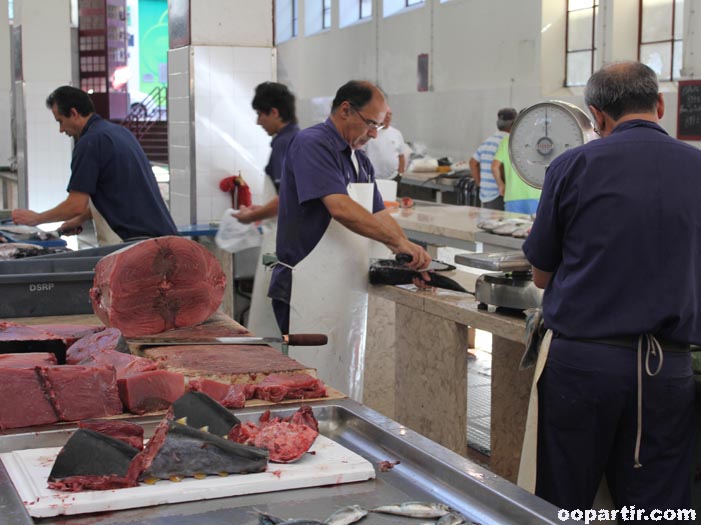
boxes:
[269,80,431,395]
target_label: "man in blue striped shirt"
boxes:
[469,108,517,210]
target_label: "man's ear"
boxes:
[69,108,80,118]
[656,92,665,119]
[270,107,280,119]
[589,105,605,133]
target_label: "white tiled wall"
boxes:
[15,0,73,211]
[167,46,193,226]
[0,2,11,166]
[168,45,276,225]
[194,46,276,224]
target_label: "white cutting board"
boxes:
[1,435,375,518]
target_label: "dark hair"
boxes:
[331,80,375,112]
[584,61,659,120]
[46,86,95,117]
[252,82,297,124]
[497,107,517,131]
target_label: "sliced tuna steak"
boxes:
[89,236,227,337]
[65,327,128,364]
[0,367,58,430]
[32,324,104,347]
[79,350,158,380]
[254,373,327,402]
[0,353,57,367]
[41,365,123,422]
[0,321,69,363]
[118,370,185,415]
[187,378,255,409]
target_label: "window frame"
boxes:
[637,0,683,81]
[322,0,332,29]
[405,0,424,6]
[360,0,372,20]
[564,0,599,88]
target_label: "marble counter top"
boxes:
[370,283,526,344]
[391,203,529,244]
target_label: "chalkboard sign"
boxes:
[677,80,701,140]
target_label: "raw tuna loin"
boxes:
[89,236,226,337]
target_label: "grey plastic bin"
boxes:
[0,257,101,317]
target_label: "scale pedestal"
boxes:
[455,251,543,311]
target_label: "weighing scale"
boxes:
[457,101,598,310]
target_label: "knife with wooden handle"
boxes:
[134,334,328,347]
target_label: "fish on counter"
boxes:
[369,258,468,293]
[371,501,453,518]
[325,504,368,525]
[0,223,60,241]
[477,218,533,237]
[0,242,66,259]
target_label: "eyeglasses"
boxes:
[350,104,384,131]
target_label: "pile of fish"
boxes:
[48,393,321,492]
[0,242,67,259]
[259,501,477,524]
[0,224,60,242]
[476,218,533,238]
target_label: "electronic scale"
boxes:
[456,101,598,310]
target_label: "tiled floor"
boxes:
[468,330,492,456]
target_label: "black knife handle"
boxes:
[395,253,412,264]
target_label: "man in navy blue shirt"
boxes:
[523,62,698,515]
[269,80,431,333]
[236,82,299,224]
[12,86,177,243]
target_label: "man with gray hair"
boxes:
[523,61,699,514]
[468,108,517,210]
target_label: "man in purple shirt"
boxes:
[523,62,698,515]
[269,80,431,333]
[237,82,300,224]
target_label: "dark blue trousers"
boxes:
[271,299,290,335]
[535,338,695,515]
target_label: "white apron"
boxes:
[89,200,122,246]
[247,220,281,338]
[288,183,374,400]
[518,330,615,519]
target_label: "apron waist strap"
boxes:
[569,336,691,352]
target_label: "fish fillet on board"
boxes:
[142,344,316,385]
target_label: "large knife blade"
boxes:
[134,333,328,347]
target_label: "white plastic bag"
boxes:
[215,208,266,253]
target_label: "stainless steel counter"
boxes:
[0,399,561,525]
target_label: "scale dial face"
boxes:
[509,101,597,189]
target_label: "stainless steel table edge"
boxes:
[0,399,562,525]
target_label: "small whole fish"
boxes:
[257,515,326,525]
[371,501,452,518]
[325,505,368,525]
[437,511,467,525]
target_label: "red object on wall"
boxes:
[220,174,252,209]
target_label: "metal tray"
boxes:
[0,399,561,525]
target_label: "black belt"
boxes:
[564,335,692,353]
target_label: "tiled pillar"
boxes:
[167,0,276,226]
[13,0,73,211]
[0,0,11,167]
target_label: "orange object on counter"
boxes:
[383,201,400,209]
